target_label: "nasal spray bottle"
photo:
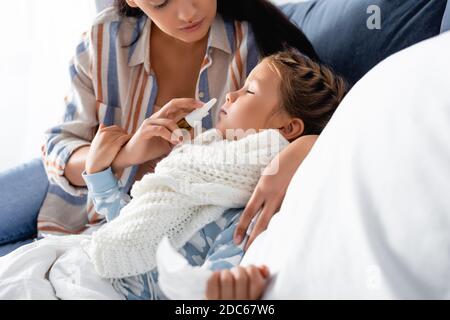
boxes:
[177,98,217,130]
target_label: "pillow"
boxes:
[241,31,450,299]
[281,0,448,85]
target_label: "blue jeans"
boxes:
[0,159,49,256]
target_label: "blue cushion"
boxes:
[0,159,48,244]
[442,0,450,33]
[281,0,448,85]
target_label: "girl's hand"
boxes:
[112,118,181,172]
[205,265,270,300]
[234,135,318,251]
[85,124,131,174]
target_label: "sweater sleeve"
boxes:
[82,167,131,222]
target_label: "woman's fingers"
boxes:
[245,200,280,251]
[205,271,221,300]
[234,189,264,245]
[231,267,249,300]
[155,98,203,120]
[142,126,179,145]
[168,98,204,112]
[144,118,179,132]
[141,119,183,144]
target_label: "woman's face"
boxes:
[215,59,286,137]
[126,0,217,43]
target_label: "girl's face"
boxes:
[215,59,287,136]
[126,0,217,43]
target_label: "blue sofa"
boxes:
[282,0,449,85]
[1,0,449,246]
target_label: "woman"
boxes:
[0,0,319,255]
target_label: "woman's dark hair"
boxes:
[114,0,320,61]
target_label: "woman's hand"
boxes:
[205,265,270,300]
[111,99,204,172]
[234,135,319,251]
[151,98,203,123]
[85,124,131,175]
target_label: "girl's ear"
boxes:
[279,118,304,141]
[125,0,139,8]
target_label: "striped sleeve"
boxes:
[41,27,100,196]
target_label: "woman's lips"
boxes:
[179,18,205,32]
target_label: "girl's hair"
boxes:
[114,0,319,61]
[266,50,349,136]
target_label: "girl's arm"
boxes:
[81,124,131,221]
[234,135,319,250]
[83,167,130,222]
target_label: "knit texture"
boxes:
[82,129,289,279]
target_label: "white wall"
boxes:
[0,0,96,170]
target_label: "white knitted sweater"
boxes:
[83,129,289,279]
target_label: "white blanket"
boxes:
[0,236,122,300]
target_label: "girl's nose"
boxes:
[178,0,197,23]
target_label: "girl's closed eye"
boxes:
[245,84,256,95]
[151,0,169,9]
[245,80,258,95]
